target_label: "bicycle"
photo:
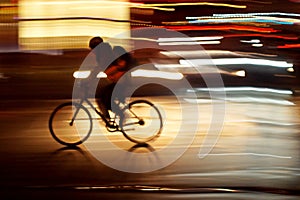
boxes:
[48,75,163,146]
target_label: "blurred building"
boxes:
[16,0,130,50]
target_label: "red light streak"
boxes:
[277,44,300,49]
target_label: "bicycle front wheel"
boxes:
[120,100,163,144]
[49,102,92,146]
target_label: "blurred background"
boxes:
[0,0,299,99]
[1,0,300,199]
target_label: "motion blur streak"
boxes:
[233,70,246,77]
[187,12,300,25]
[223,34,298,40]
[131,69,184,80]
[252,43,263,47]
[185,97,294,106]
[160,50,277,58]
[179,58,293,68]
[135,2,246,9]
[97,72,108,78]
[212,12,300,18]
[163,25,278,33]
[73,71,91,79]
[188,87,293,95]
[158,41,221,46]
[187,17,294,25]
[277,44,300,48]
[240,39,261,44]
[157,36,224,42]
[19,0,130,50]
[203,153,292,159]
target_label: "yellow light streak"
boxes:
[232,70,246,77]
[137,2,246,9]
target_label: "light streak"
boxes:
[163,25,278,33]
[188,87,294,95]
[73,71,108,79]
[97,71,107,78]
[233,70,246,77]
[136,2,246,9]
[187,17,294,25]
[131,69,183,80]
[186,12,300,25]
[73,70,91,79]
[277,44,300,49]
[212,12,300,18]
[179,58,293,68]
[287,67,295,73]
[158,41,221,46]
[157,36,224,42]
[251,43,263,47]
[160,50,277,58]
[240,39,261,43]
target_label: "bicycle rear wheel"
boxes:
[120,100,163,144]
[49,102,92,146]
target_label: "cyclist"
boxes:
[88,37,134,122]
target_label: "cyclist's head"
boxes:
[89,36,103,49]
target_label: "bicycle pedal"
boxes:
[106,121,118,129]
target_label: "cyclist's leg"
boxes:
[96,97,111,120]
[96,80,112,120]
[107,83,125,119]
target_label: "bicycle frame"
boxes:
[72,96,118,130]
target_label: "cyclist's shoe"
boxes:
[106,119,118,130]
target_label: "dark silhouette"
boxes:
[89,37,134,121]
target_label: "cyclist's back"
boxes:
[88,37,133,120]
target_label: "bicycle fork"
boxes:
[69,100,85,126]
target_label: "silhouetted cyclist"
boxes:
[88,36,134,122]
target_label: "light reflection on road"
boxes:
[0,92,299,191]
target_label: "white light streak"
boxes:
[212,12,300,18]
[233,70,246,77]
[157,36,224,42]
[187,12,300,25]
[131,69,183,80]
[240,39,261,44]
[287,67,294,73]
[252,43,264,47]
[97,71,107,78]
[157,36,223,46]
[159,50,277,59]
[158,41,221,46]
[189,87,293,95]
[73,70,91,79]
[179,58,293,68]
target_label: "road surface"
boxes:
[1,93,300,199]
